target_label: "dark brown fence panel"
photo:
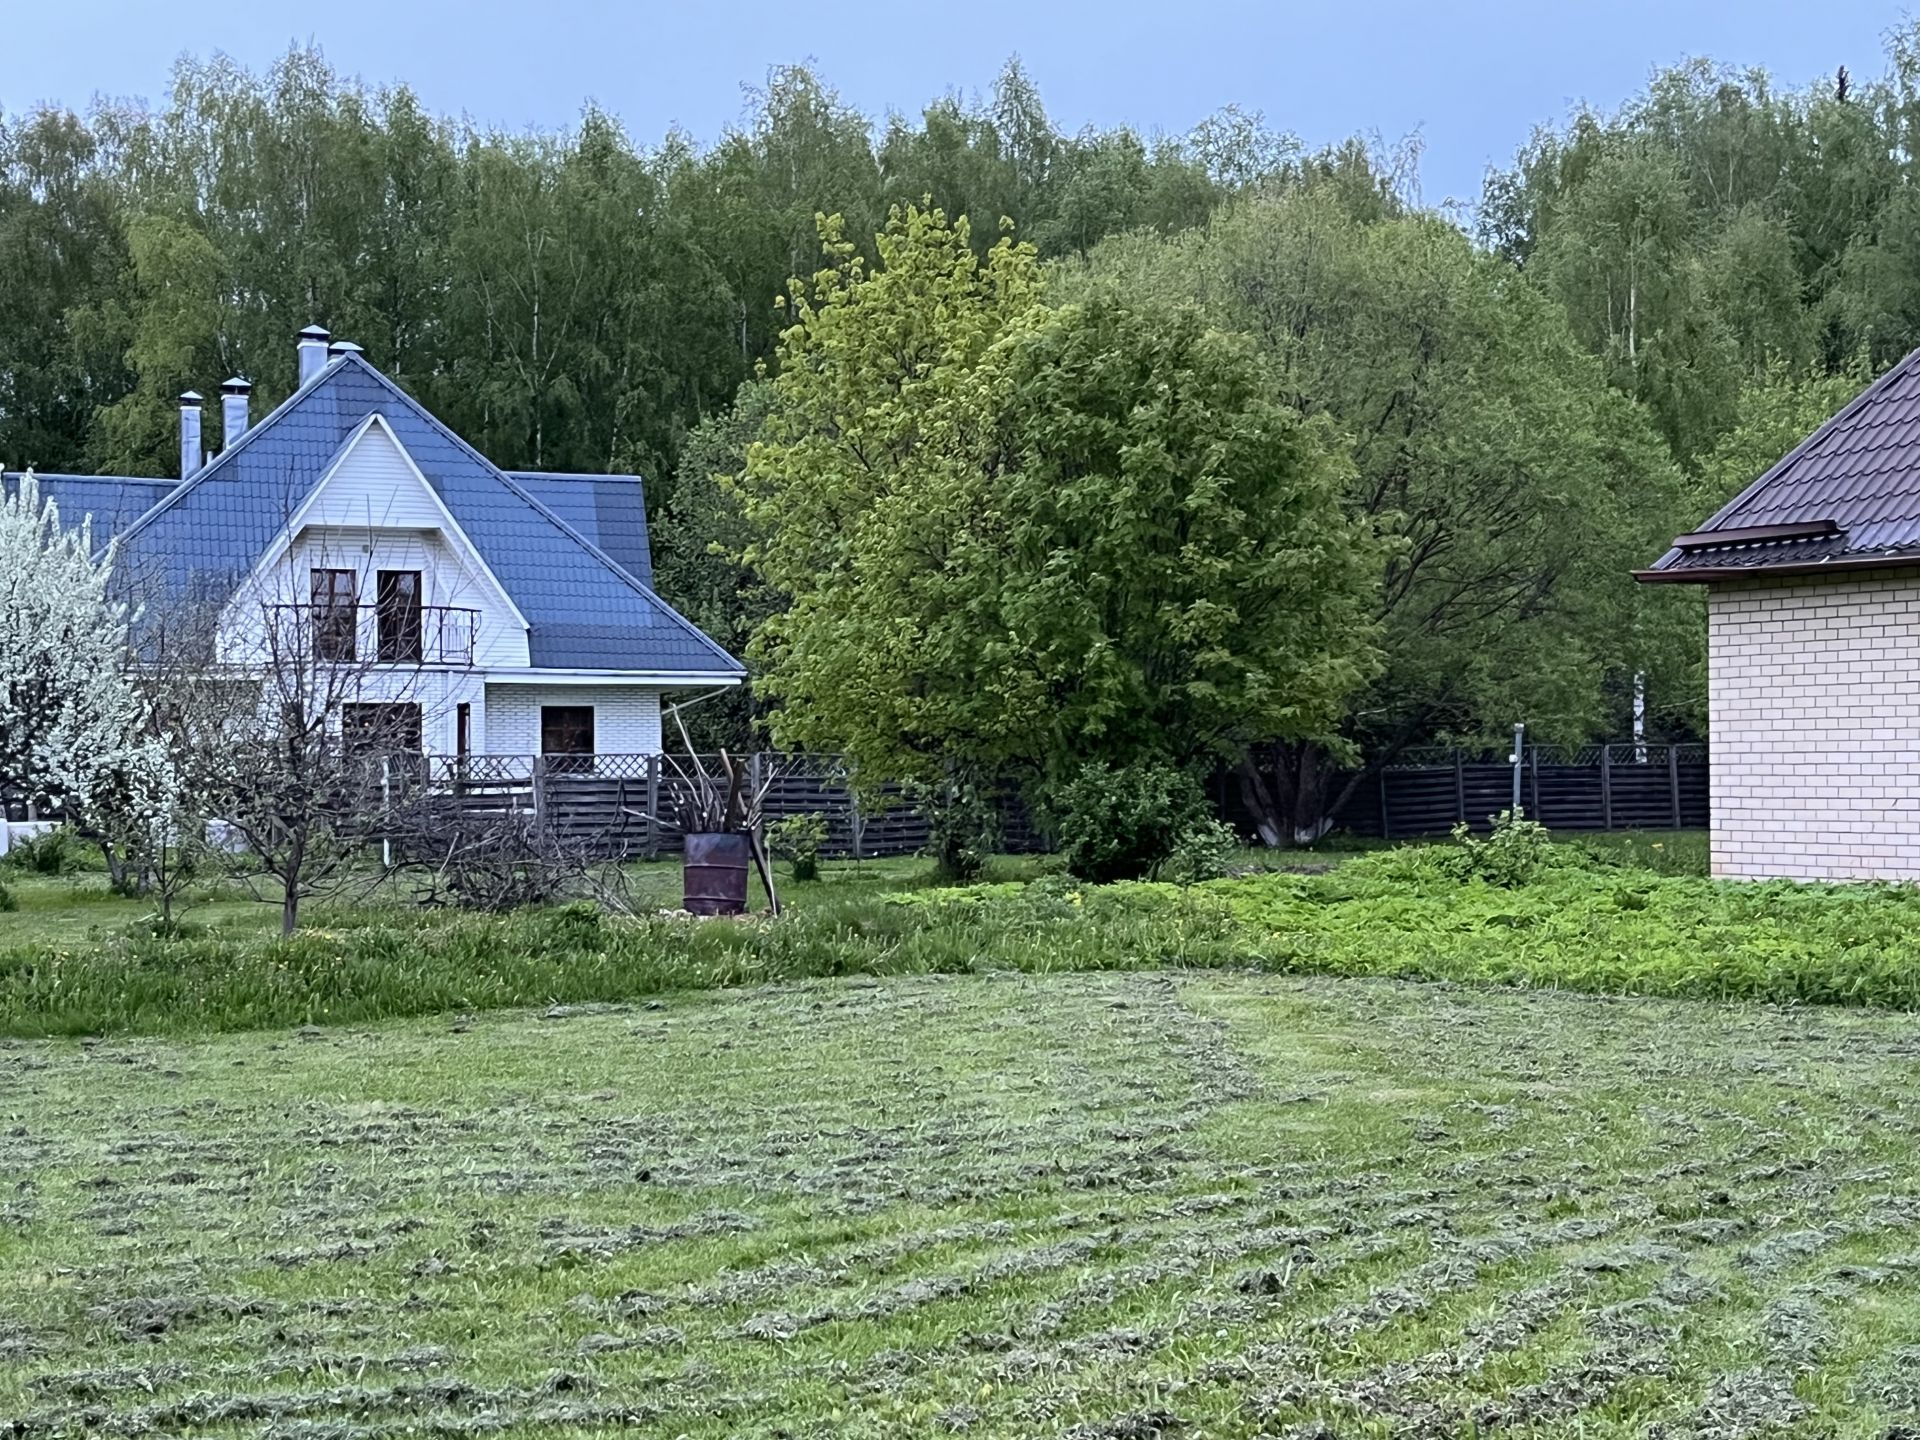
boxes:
[1327,743,1707,840]
[410,744,1702,859]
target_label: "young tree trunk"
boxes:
[280,835,304,936]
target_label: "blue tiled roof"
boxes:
[2,473,181,543]
[508,472,654,588]
[106,356,741,675]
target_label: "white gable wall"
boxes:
[219,417,530,670]
[300,420,444,530]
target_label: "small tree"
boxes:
[162,595,436,935]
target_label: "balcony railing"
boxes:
[265,603,479,667]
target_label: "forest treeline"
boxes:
[8,34,1920,771]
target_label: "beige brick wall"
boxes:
[1708,568,1920,880]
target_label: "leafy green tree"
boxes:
[0,106,134,471]
[1067,181,1690,830]
[743,204,1377,800]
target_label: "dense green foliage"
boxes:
[0,51,1265,482]
[743,204,1375,789]
[1481,55,1919,469]
[1066,190,1694,763]
[10,39,1920,776]
[1051,759,1213,883]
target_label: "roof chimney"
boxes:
[220,377,251,451]
[178,391,204,479]
[297,324,331,386]
[327,340,364,361]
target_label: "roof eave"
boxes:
[1634,552,1920,584]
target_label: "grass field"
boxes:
[6,968,1920,1436]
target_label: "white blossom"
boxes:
[0,470,172,823]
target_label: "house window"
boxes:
[342,702,423,755]
[309,568,358,662]
[541,705,595,775]
[376,569,423,663]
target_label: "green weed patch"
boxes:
[5,838,1920,1037]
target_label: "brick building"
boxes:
[1640,350,1920,880]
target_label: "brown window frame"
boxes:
[376,569,424,663]
[309,567,358,662]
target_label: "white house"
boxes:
[1638,344,1920,881]
[3,325,742,777]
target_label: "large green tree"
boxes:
[741,205,1376,796]
[1066,182,1691,827]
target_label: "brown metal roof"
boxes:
[1640,344,1920,583]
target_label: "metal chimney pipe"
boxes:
[178,391,204,479]
[220,376,251,451]
[297,324,331,385]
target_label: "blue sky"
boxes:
[6,0,1908,210]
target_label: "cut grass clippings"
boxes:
[7,971,1920,1436]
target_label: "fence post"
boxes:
[1528,745,1542,823]
[531,754,546,829]
[1378,768,1392,841]
[849,786,864,863]
[1453,749,1466,826]
[645,752,660,858]
[1667,744,1682,829]
[1509,722,1525,817]
[1600,743,1613,832]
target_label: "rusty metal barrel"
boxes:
[682,831,752,915]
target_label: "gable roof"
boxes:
[109,355,741,675]
[2,473,180,543]
[508,472,654,588]
[1641,345,1920,583]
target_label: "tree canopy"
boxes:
[9,33,1920,805]
[741,205,1377,788]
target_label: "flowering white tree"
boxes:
[0,471,172,828]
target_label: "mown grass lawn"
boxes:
[5,967,1920,1436]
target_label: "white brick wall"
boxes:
[481,683,663,757]
[1708,569,1920,880]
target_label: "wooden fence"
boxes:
[7,744,1708,856]
[418,754,1046,860]
[1322,743,1709,840]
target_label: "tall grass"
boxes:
[8,837,1920,1037]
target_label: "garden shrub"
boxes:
[1155,816,1240,885]
[767,813,829,881]
[916,775,1002,882]
[2,827,82,876]
[1052,760,1211,883]
[1443,810,1559,887]
[0,881,14,912]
